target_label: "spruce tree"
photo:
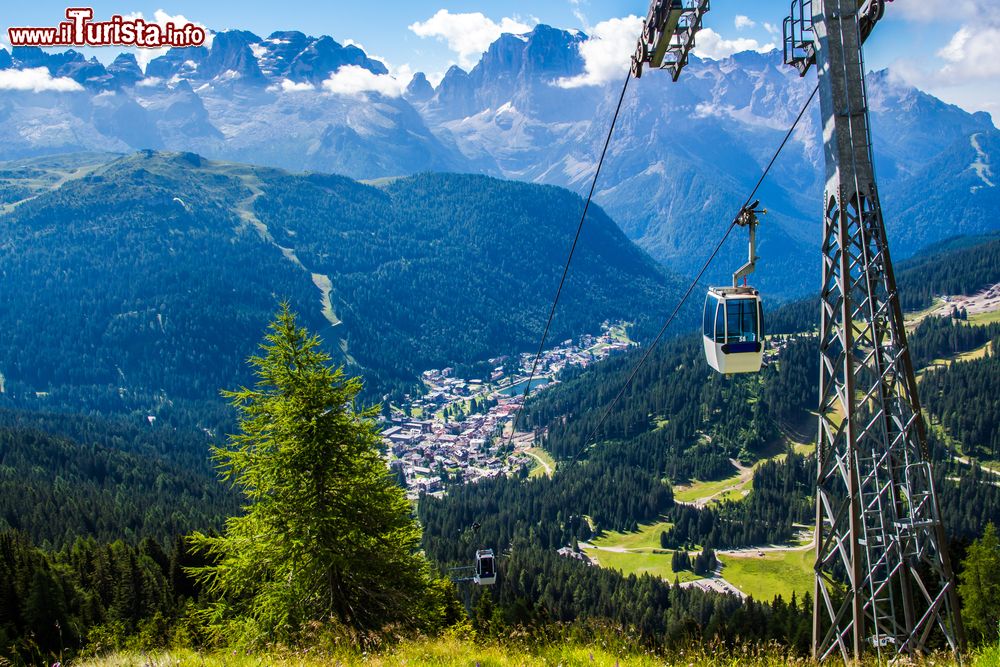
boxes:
[958,522,1000,642]
[189,304,444,644]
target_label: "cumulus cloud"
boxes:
[409,10,535,69]
[734,15,756,30]
[339,38,416,88]
[321,65,406,97]
[555,15,643,88]
[0,67,83,92]
[152,10,214,48]
[693,28,775,60]
[114,10,215,73]
[936,24,1000,82]
[425,71,447,87]
[275,79,315,93]
[763,22,779,37]
[891,0,1000,122]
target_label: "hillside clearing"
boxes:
[587,548,703,582]
[525,446,556,478]
[591,518,673,550]
[719,548,814,603]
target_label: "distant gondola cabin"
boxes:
[475,549,496,585]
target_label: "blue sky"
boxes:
[3,1,997,122]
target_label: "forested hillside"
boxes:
[922,332,1000,460]
[0,151,683,417]
[415,234,1000,648]
[1,222,998,662]
[0,410,236,548]
[767,232,1000,334]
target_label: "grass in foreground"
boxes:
[73,634,994,666]
[720,548,814,602]
[76,641,664,667]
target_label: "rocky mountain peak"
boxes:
[405,72,435,102]
[202,30,265,81]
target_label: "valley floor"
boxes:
[72,636,995,666]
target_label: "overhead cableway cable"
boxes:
[504,67,633,449]
[572,83,820,464]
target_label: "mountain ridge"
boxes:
[0,24,996,299]
[0,150,685,414]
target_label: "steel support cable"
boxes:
[504,67,633,449]
[571,83,820,464]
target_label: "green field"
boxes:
[792,441,816,455]
[719,549,814,602]
[588,548,702,583]
[956,342,993,361]
[673,471,747,503]
[970,309,1000,325]
[588,518,714,583]
[904,298,944,329]
[607,323,634,344]
[526,446,557,478]
[592,518,673,550]
[714,481,752,504]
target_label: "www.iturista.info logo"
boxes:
[7,7,207,48]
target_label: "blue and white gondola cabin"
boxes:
[703,286,764,374]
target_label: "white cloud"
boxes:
[152,10,215,49]
[0,67,83,92]
[555,15,643,88]
[114,10,215,73]
[409,10,535,69]
[734,15,756,30]
[694,102,721,118]
[890,1,1000,123]
[134,43,167,71]
[692,28,775,60]
[569,0,591,31]
[339,38,415,86]
[763,22,779,37]
[425,70,447,87]
[388,63,415,88]
[275,78,315,93]
[321,65,406,97]
[936,25,1000,81]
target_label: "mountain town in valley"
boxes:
[381,323,633,499]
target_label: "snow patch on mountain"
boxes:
[970,133,995,192]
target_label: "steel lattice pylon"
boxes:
[782,0,967,660]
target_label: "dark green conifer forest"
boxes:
[0,178,998,663]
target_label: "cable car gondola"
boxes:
[703,203,765,375]
[474,549,496,586]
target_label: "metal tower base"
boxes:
[782,0,967,660]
